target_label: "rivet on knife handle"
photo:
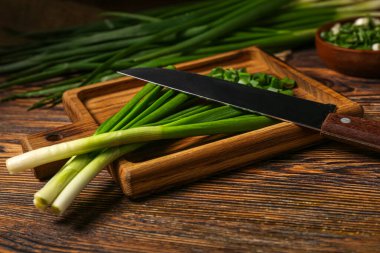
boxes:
[321,113,380,152]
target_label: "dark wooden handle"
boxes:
[321,113,380,152]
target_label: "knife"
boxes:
[119,68,380,152]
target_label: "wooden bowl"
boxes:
[316,17,380,78]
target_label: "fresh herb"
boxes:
[321,16,380,50]
[0,0,379,108]
[6,67,296,214]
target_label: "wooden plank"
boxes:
[0,48,379,252]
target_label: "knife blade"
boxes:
[119,68,380,152]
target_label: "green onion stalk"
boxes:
[7,115,274,175]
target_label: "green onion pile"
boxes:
[321,16,380,50]
[0,0,379,109]
[7,67,296,215]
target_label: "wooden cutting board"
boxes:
[21,47,363,198]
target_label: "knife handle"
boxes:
[321,113,380,152]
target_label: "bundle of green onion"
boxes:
[0,0,379,109]
[6,67,296,215]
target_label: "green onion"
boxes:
[1,0,377,108]
[321,16,380,50]
[6,67,297,214]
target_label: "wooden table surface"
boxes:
[0,49,379,252]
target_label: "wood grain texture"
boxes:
[1,48,380,253]
[23,47,363,196]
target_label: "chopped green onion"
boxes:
[321,16,380,50]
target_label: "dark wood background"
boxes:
[0,0,189,46]
[1,1,380,252]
